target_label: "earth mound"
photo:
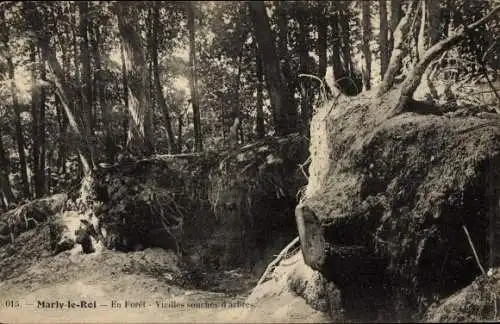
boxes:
[296,89,500,321]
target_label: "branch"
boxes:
[393,5,500,114]
[463,225,486,275]
[255,236,300,286]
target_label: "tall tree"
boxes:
[426,0,441,46]
[90,24,115,163]
[115,2,154,156]
[152,2,177,154]
[316,2,328,81]
[187,1,203,152]
[1,11,31,197]
[330,4,344,85]
[255,48,265,139]
[70,2,82,122]
[380,0,390,78]
[38,45,46,196]
[30,44,40,197]
[390,0,403,32]
[228,30,247,147]
[249,1,297,136]
[361,0,372,90]
[31,42,46,198]
[78,1,93,136]
[331,1,360,95]
[120,43,129,149]
[417,0,426,61]
[297,5,313,133]
[0,134,14,208]
[390,0,402,55]
[275,1,294,95]
[56,26,69,174]
[23,1,95,175]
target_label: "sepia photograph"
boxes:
[0,0,499,322]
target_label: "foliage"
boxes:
[0,0,496,205]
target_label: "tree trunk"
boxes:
[249,1,297,136]
[379,0,419,95]
[21,0,96,176]
[316,3,332,98]
[276,1,294,95]
[31,43,47,198]
[228,64,242,147]
[361,0,372,91]
[91,25,115,163]
[426,0,441,46]
[338,2,354,76]
[330,6,344,84]
[255,48,265,139]
[417,0,426,61]
[390,0,402,32]
[317,3,328,80]
[1,13,30,197]
[56,41,69,174]
[379,0,390,78]
[9,63,30,198]
[0,135,14,208]
[229,29,247,147]
[275,1,298,129]
[187,1,203,152]
[120,43,129,149]
[39,44,47,196]
[177,102,189,153]
[78,1,94,138]
[70,4,82,120]
[389,0,402,57]
[332,1,360,96]
[21,0,93,174]
[30,43,42,197]
[42,40,94,175]
[146,23,155,157]
[39,47,47,196]
[394,5,500,114]
[153,2,177,154]
[115,2,154,156]
[297,13,313,134]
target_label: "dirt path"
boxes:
[0,223,333,323]
[0,243,253,323]
[0,242,328,323]
[0,282,249,323]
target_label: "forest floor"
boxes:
[0,226,326,323]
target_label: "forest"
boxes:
[0,0,498,204]
[1,0,500,323]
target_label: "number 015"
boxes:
[4,300,20,307]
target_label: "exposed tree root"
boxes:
[256,236,300,286]
[393,5,500,114]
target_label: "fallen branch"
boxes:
[393,5,500,114]
[463,225,486,275]
[256,236,300,286]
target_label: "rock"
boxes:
[49,211,82,255]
